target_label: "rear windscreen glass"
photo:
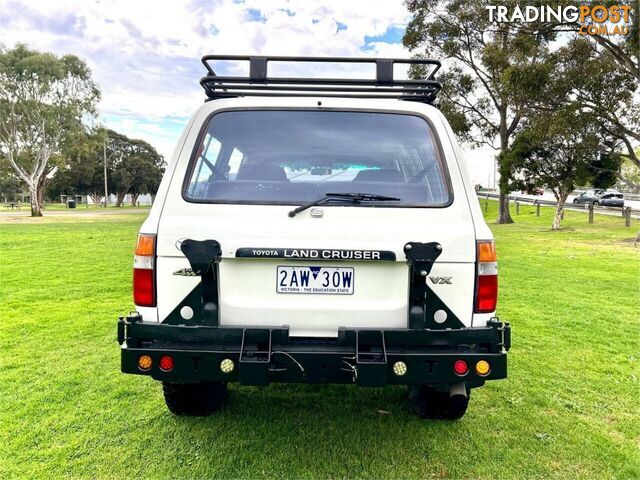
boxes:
[184,110,450,206]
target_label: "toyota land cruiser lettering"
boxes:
[117,55,511,420]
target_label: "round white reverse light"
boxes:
[220,358,235,373]
[392,361,408,376]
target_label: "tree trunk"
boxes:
[115,192,126,207]
[497,157,514,224]
[29,184,42,217]
[36,178,46,210]
[552,190,569,231]
[131,193,140,207]
[497,115,514,224]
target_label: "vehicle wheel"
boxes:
[572,199,578,204]
[593,201,599,206]
[162,381,227,416]
[408,385,469,420]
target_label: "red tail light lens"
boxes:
[475,240,498,313]
[133,268,155,306]
[454,359,468,376]
[159,355,174,372]
[476,275,498,312]
[133,234,156,307]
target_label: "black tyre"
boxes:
[572,199,578,204]
[593,201,599,206]
[162,381,227,416]
[408,385,469,420]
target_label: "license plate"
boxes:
[276,266,354,295]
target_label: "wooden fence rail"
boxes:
[477,192,638,227]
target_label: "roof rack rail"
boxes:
[200,55,441,104]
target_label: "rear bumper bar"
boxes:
[118,314,510,387]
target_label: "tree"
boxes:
[105,130,164,207]
[48,130,113,204]
[589,153,621,190]
[0,157,24,203]
[562,0,638,81]
[0,45,99,216]
[619,156,640,193]
[403,0,557,224]
[49,128,164,206]
[128,155,164,206]
[504,105,602,230]
[553,37,639,191]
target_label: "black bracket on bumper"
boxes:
[179,239,221,325]
[404,242,441,329]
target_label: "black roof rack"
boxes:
[200,55,441,104]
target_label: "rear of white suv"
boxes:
[118,56,510,420]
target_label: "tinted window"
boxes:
[185,111,450,206]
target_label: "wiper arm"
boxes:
[288,192,400,218]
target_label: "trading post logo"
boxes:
[486,4,633,36]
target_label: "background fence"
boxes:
[477,192,639,227]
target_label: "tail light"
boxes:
[475,240,498,313]
[453,359,469,376]
[133,234,156,307]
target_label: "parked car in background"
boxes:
[520,186,544,196]
[573,190,624,208]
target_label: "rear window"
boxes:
[184,110,450,206]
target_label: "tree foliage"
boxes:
[0,44,100,216]
[106,129,164,206]
[49,128,164,205]
[503,105,603,230]
[46,130,112,203]
[551,37,639,189]
[403,0,557,224]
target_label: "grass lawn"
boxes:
[0,204,638,479]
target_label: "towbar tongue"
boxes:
[179,239,222,325]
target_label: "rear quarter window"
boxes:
[183,110,451,206]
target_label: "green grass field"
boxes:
[1,204,638,479]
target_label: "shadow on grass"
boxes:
[141,383,467,471]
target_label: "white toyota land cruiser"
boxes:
[118,55,510,420]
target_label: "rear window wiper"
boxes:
[288,192,400,217]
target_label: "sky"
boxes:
[0,0,496,186]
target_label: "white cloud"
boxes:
[0,0,414,156]
[0,0,493,184]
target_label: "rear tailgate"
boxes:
[156,201,476,337]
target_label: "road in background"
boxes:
[513,191,640,211]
